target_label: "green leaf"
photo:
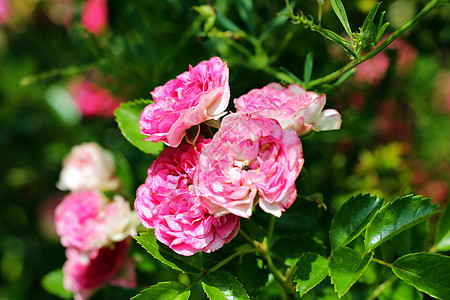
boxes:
[236,0,255,34]
[303,52,314,85]
[114,99,164,155]
[131,281,190,300]
[329,247,374,297]
[392,253,450,300]
[435,207,450,251]
[375,22,390,44]
[135,229,203,274]
[41,269,72,299]
[330,0,352,38]
[330,193,383,250]
[364,194,440,252]
[239,254,269,293]
[362,2,381,29]
[202,271,250,300]
[294,252,329,296]
[378,280,423,300]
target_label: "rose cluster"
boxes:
[136,57,342,256]
[55,143,140,300]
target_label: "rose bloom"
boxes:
[194,112,304,218]
[63,238,135,300]
[81,0,108,35]
[57,142,119,192]
[234,83,341,136]
[0,0,10,25]
[139,57,230,147]
[68,79,122,118]
[135,138,240,256]
[55,191,138,255]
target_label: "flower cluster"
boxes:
[136,57,341,255]
[55,143,139,300]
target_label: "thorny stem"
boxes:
[285,0,446,89]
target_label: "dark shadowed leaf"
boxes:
[202,271,250,300]
[303,52,314,85]
[330,193,383,250]
[392,253,450,300]
[115,99,164,155]
[378,280,423,300]
[329,247,374,297]
[239,254,269,293]
[135,229,203,274]
[294,252,329,296]
[364,194,439,252]
[131,281,190,300]
[41,269,72,299]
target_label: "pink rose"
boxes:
[81,0,108,35]
[55,191,108,253]
[57,142,119,192]
[194,112,304,218]
[0,0,10,25]
[68,79,122,118]
[135,138,240,256]
[139,57,230,147]
[234,83,341,136]
[55,191,138,254]
[63,238,135,300]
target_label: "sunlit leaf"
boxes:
[330,0,353,38]
[135,229,203,274]
[202,271,250,300]
[365,194,439,252]
[131,281,190,300]
[392,253,450,300]
[329,247,374,297]
[294,252,329,296]
[114,99,164,155]
[41,269,72,299]
[330,193,383,250]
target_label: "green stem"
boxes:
[367,276,397,300]
[284,0,294,17]
[308,0,444,88]
[20,63,99,86]
[371,257,393,268]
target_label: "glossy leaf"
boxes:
[294,252,329,296]
[330,193,383,250]
[364,194,439,252]
[135,229,203,274]
[115,99,164,155]
[329,247,374,297]
[392,253,450,300]
[41,269,72,299]
[202,271,250,300]
[131,281,190,300]
[435,207,450,252]
[303,52,314,85]
[330,0,352,38]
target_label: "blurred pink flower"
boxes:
[57,142,119,192]
[55,191,138,255]
[68,79,122,118]
[139,57,230,147]
[135,138,240,256]
[63,238,135,300]
[234,83,341,136]
[194,112,304,218]
[0,0,10,25]
[354,51,390,85]
[81,0,108,35]
[390,38,417,75]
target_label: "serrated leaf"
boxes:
[294,252,329,296]
[303,52,314,85]
[114,99,164,155]
[41,269,72,299]
[202,271,250,300]
[364,194,440,252]
[329,247,374,297]
[330,0,352,38]
[131,281,190,300]
[435,207,450,252]
[392,253,450,300]
[330,193,383,250]
[135,229,203,274]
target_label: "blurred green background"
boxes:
[0,0,448,299]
